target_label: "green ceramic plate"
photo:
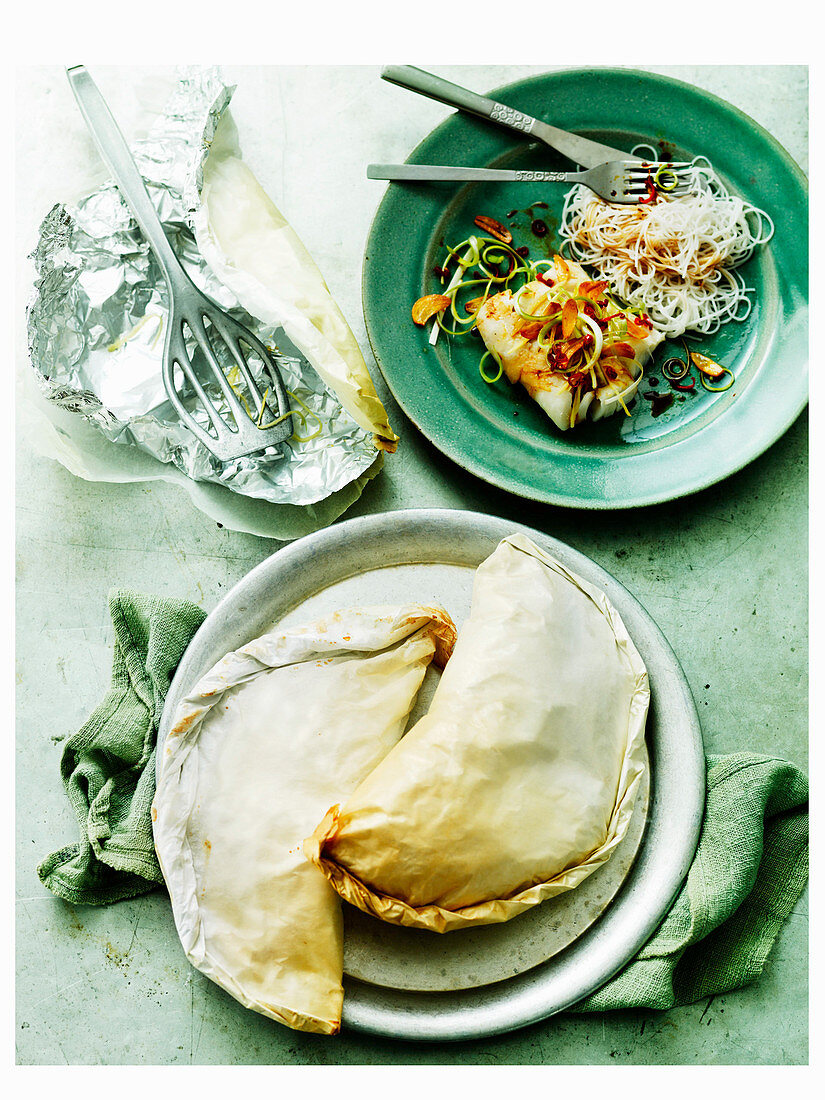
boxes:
[362,68,808,508]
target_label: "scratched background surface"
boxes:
[15,64,808,1065]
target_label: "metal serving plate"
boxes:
[278,577,650,995]
[157,508,705,1041]
[341,766,648,992]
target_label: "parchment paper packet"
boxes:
[152,604,456,1033]
[25,67,395,538]
[307,535,650,932]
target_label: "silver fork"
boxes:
[67,65,292,462]
[381,66,641,169]
[367,161,693,205]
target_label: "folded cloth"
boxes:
[571,752,808,1012]
[37,597,808,1018]
[37,590,206,906]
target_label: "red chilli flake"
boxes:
[638,176,658,205]
[548,345,568,370]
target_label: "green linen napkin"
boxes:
[38,595,808,1012]
[37,590,206,906]
[572,752,808,1012]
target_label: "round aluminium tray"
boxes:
[157,508,705,1040]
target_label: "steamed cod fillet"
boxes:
[475,257,664,431]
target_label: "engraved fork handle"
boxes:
[380,66,638,168]
[368,164,574,183]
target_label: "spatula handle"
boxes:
[66,65,187,286]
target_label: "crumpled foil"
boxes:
[26,68,377,507]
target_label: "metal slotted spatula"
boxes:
[66,65,292,461]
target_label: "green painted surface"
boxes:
[15,65,807,1065]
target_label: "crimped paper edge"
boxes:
[304,533,650,933]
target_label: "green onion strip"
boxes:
[256,387,324,442]
[699,368,735,392]
[435,236,538,339]
[433,235,645,404]
[653,165,679,192]
[479,350,503,384]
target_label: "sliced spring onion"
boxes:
[431,240,479,347]
[700,367,735,392]
[662,356,690,381]
[578,312,605,371]
[536,319,561,348]
[426,230,644,421]
[107,312,164,353]
[244,384,325,442]
[653,165,679,192]
[479,349,504,384]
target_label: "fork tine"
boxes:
[627,175,693,187]
[164,353,251,456]
[624,177,692,190]
[629,162,691,168]
[625,171,691,184]
[627,175,693,188]
[625,179,692,190]
[627,165,692,175]
[625,172,692,187]
[624,183,692,196]
[625,161,692,172]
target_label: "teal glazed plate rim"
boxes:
[362,67,808,509]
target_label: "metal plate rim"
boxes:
[157,508,705,1041]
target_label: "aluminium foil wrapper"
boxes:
[26,67,392,509]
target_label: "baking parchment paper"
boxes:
[23,67,389,540]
